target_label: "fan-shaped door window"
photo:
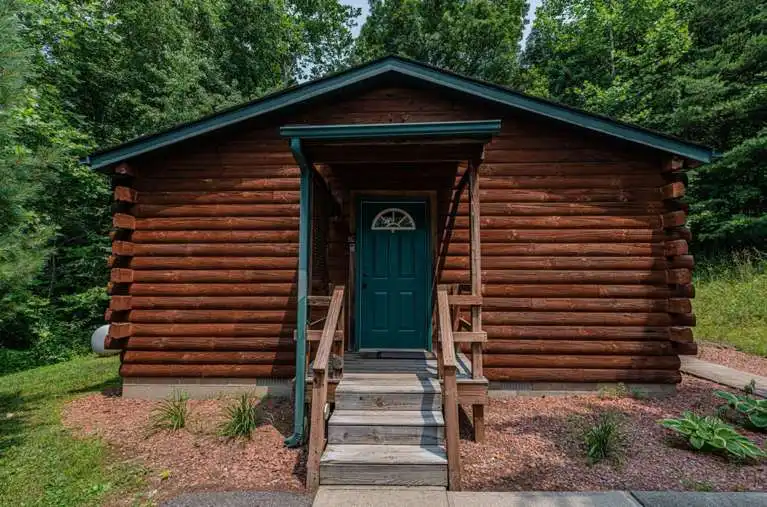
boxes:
[371,207,416,232]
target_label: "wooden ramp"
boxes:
[319,351,448,486]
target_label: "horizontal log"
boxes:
[478,188,660,203]
[130,323,294,337]
[479,162,657,177]
[135,178,299,192]
[133,204,301,218]
[485,368,681,383]
[114,163,133,176]
[128,283,295,297]
[115,296,295,310]
[668,299,692,314]
[445,257,672,271]
[123,257,296,270]
[484,340,674,355]
[666,269,692,284]
[124,336,295,351]
[484,355,680,369]
[143,166,301,179]
[114,214,136,230]
[478,175,664,189]
[459,202,665,216]
[455,216,662,229]
[447,242,667,257]
[673,342,698,355]
[484,325,671,341]
[122,351,295,364]
[128,217,299,231]
[482,284,691,299]
[483,148,636,164]
[127,309,295,323]
[661,211,686,228]
[442,270,668,284]
[114,186,138,203]
[113,242,299,257]
[662,157,684,173]
[131,230,299,243]
[669,327,693,343]
[666,227,692,242]
[483,298,675,312]
[664,239,688,256]
[483,311,685,326]
[669,255,694,269]
[456,229,665,243]
[661,182,685,200]
[119,363,295,378]
[139,191,300,205]
[113,269,295,283]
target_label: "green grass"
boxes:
[693,250,767,356]
[0,355,148,506]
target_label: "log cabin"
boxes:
[87,56,714,489]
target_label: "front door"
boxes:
[356,199,431,350]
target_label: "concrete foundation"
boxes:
[489,381,677,398]
[122,377,293,399]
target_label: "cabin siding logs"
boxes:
[108,85,693,384]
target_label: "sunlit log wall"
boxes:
[106,85,694,384]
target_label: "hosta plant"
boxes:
[659,412,765,460]
[715,391,767,430]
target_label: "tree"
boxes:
[355,0,529,85]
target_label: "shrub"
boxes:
[659,411,765,460]
[584,412,624,464]
[715,391,767,430]
[219,394,262,439]
[150,391,189,432]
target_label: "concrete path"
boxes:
[312,488,767,507]
[162,491,312,507]
[680,356,767,397]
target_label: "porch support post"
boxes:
[285,137,312,447]
[469,158,485,442]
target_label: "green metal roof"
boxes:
[86,56,716,170]
[280,120,502,141]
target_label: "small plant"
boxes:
[584,412,625,464]
[219,394,262,439]
[715,390,767,430]
[744,379,757,395]
[679,478,714,492]
[598,383,629,399]
[659,411,766,460]
[150,391,189,432]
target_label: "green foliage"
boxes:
[354,0,529,85]
[715,391,767,430]
[150,392,190,432]
[219,394,263,439]
[0,356,148,506]
[659,411,766,460]
[583,412,625,464]
[744,380,757,396]
[693,251,767,355]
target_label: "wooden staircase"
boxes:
[320,353,448,486]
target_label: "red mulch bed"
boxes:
[698,344,767,378]
[62,395,305,505]
[460,376,767,491]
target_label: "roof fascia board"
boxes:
[279,120,502,140]
[392,61,713,163]
[88,61,400,170]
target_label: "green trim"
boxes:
[279,120,501,141]
[87,56,715,170]
[284,137,311,448]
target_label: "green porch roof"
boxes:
[86,56,716,170]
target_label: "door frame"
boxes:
[351,191,437,351]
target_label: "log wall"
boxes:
[107,84,694,383]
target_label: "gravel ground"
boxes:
[460,376,767,492]
[62,396,305,505]
[698,344,767,378]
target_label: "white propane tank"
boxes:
[91,324,119,356]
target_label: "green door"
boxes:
[357,199,431,350]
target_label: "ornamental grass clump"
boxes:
[715,391,767,431]
[584,412,625,464]
[150,391,189,432]
[659,411,765,460]
[220,394,263,439]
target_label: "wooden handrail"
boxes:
[306,285,345,490]
[436,289,461,490]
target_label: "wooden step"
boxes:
[336,377,441,411]
[328,410,445,445]
[358,349,436,360]
[320,444,447,486]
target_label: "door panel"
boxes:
[357,199,430,350]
